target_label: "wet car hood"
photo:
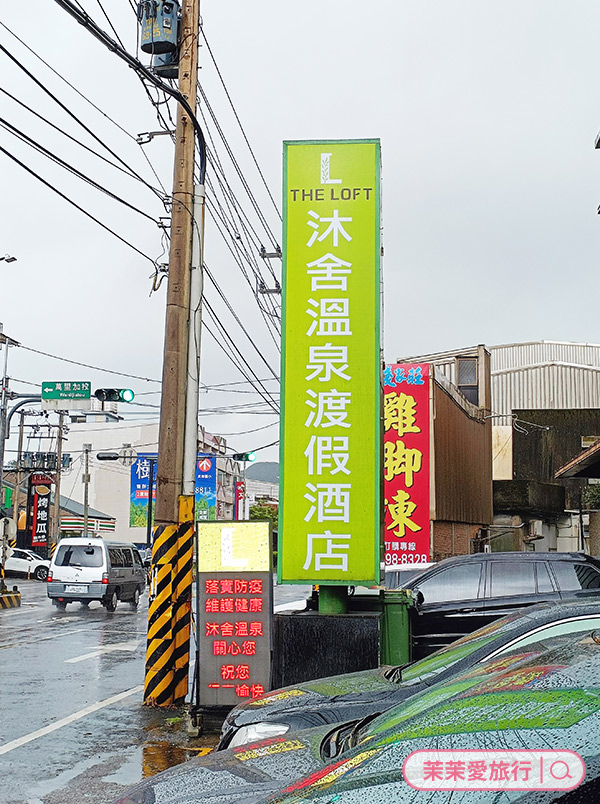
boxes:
[221,667,404,735]
[112,726,332,804]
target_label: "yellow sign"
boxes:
[279,139,381,584]
[197,522,271,573]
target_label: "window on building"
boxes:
[457,358,479,405]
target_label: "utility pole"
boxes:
[11,411,25,523]
[52,413,65,551]
[82,443,91,536]
[145,0,202,709]
[155,0,201,526]
[0,327,19,494]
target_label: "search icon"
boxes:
[550,761,573,781]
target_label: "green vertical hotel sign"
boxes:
[279,139,381,584]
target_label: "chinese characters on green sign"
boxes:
[279,140,381,584]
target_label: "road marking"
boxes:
[0,628,87,649]
[65,640,140,663]
[0,685,144,756]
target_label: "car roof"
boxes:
[54,538,137,549]
[426,550,592,569]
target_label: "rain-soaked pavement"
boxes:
[0,578,311,804]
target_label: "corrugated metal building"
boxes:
[403,341,600,415]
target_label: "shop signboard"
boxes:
[197,521,272,707]
[279,139,381,584]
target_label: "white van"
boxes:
[47,537,146,611]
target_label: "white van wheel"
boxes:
[129,587,141,609]
[105,590,118,612]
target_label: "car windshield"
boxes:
[54,544,103,568]
[387,610,526,684]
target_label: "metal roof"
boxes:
[556,439,600,479]
[396,341,600,416]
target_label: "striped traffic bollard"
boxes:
[144,524,178,706]
[0,590,21,608]
[172,520,194,703]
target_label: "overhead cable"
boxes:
[0,42,166,202]
[0,117,162,225]
[199,26,282,223]
[0,144,159,267]
[51,0,207,182]
[0,87,166,196]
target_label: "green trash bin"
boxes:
[381,589,414,666]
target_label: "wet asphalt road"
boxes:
[0,578,311,804]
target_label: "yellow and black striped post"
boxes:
[173,497,194,703]
[0,591,21,609]
[144,523,178,706]
[144,497,195,707]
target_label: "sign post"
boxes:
[279,140,381,590]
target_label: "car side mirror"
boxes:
[413,588,424,608]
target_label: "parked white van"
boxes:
[46,537,146,611]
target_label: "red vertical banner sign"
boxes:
[235,482,245,521]
[383,364,430,567]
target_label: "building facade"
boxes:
[62,418,242,544]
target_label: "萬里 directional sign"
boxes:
[41,382,91,400]
[41,381,91,411]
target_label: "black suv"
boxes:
[407,551,600,658]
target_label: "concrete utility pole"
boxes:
[52,413,65,550]
[82,443,91,536]
[0,327,19,493]
[145,0,203,709]
[155,0,202,526]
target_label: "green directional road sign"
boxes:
[41,382,91,400]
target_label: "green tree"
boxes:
[249,503,278,524]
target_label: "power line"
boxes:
[202,308,279,414]
[93,0,125,49]
[0,117,162,225]
[51,0,208,182]
[0,86,167,198]
[0,20,137,143]
[0,41,166,202]
[196,81,279,252]
[199,26,282,223]
[0,143,159,267]
[204,262,280,380]
[19,345,162,384]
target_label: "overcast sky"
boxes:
[1,1,600,464]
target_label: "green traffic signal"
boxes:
[94,388,135,403]
[232,451,257,462]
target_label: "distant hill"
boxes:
[246,461,279,483]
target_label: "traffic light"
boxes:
[94,388,135,403]
[96,452,120,461]
[232,452,257,462]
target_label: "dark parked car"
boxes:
[112,630,600,804]
[405,551,600,658]
[218,598,600,749]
